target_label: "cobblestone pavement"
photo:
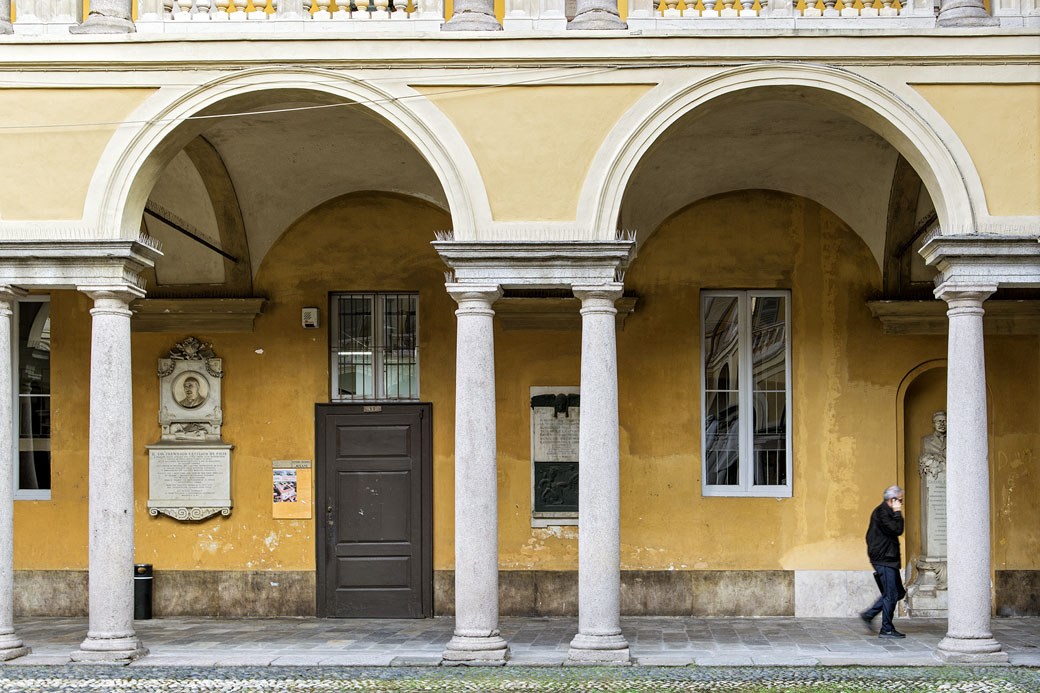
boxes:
[3,616,1039,668]
[0,666,1038,692]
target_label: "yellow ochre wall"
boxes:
[914,83,1040,217]
[13,190,1040,575]
[417,85,653,223]
[0,89,156,221]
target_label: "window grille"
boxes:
[330,293,419,401]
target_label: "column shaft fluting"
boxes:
[0,289,30,662]
[567,284,629,665]
[935,286,1006,663]
[69,0,135,33]
[442,285,509,665]
[72,288,147,663]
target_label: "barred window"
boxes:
[330,293,418,401]
[701,290,791,497]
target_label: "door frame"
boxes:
[315,402,433,618]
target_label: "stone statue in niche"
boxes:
[147,337,233,522]
[906,410,948,616]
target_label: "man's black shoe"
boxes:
[858,612,874,633]
[878,629,906,639]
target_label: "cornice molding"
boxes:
[0,238,163,289]
[920,234,1040,289]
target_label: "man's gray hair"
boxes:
[883,485,904,500]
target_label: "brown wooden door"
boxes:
[316,403,432,618]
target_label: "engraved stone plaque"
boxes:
[531,387,580,514]
[146,445,232,521]
[148,337,233,521]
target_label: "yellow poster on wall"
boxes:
[272,460,312,519]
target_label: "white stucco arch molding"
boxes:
[85,66,491,243]
[581,63,979,244]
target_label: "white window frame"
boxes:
[700,289,792,498]
[13,296,51,501]
[329,292,420,402]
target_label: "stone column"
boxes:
[937,0,998,25]
[71,286,148,663]
[934,284,1006,663]
[442,0,502,30]
[69,0,135,33]
[567,0,626,28]
[0,288,30,662]
[567,283,629,666]
[442,285,509,666]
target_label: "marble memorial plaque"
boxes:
[532,405,580,463]
[923,476,947,557]
[147,445,232,521]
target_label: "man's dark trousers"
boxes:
[863,565,900,632]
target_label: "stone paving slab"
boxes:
[3,615,1038,669]
[0,666,1038,692]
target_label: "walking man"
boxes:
[860,485,906,638]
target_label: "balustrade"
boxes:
[6,0,1033,35]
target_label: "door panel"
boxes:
[317,404,431,618]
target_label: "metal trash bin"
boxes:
[134,564,153,620]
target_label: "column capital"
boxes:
[0,287,27,313]
[934,282,996,315]
[446,284,502,315]
[79,284,145,318]
[573,283,623,315]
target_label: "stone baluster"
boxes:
[0,289,29,662]
[69,0,135,31]
[567,0,626,27]
[702,0,719,17]
[442,285,509,666]
[1,0,13,32]
[662,0,680,16]
[937,0,997,23]
[70,286,148,664]
[738,0,754,15]
[442,0,502,29]
[934,284,1007,664]
[195,0,213,19]
[566,284,630,666]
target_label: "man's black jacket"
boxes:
[866,501,904,568]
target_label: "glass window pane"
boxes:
[704,295,740,486]
[751,295,786,486]
[336,295,373,398]
[18,301,50,491]
[382,295,418,400]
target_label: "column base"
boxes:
[71,635,148,663]
[936,9,998,25]
[936,636,1008,664]
[0,631,30,660]
[441,11,503,29]
[442,634,509,666]
[566,633,631,666]
[567,10,628,28]
[69,15,137,33]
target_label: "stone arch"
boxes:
[83,66,490,244]
[580,63,981,243]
